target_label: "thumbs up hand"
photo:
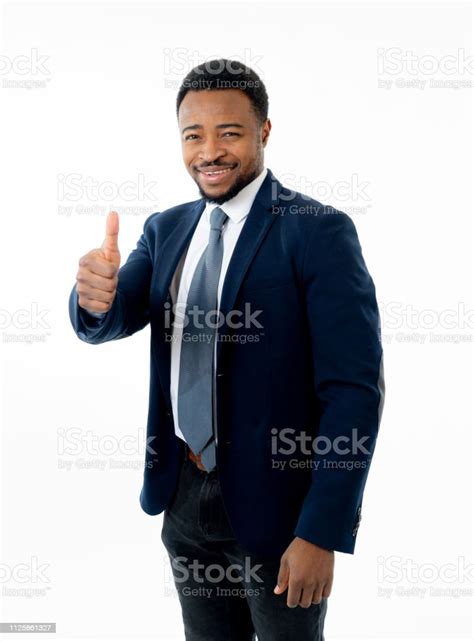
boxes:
[75,211,122,314]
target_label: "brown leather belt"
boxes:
[187,445,208,471]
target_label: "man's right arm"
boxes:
[68,211,156,344]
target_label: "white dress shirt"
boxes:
[170,167,268,443]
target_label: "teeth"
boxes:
[204,167,233,175]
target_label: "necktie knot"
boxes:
[210,206,228,232]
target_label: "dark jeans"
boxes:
[161,443,327,641]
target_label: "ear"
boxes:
[262,118,272,147]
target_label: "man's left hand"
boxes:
[273,537,334,608]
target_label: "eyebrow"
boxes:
[181,123,244,134]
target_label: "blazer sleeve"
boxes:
[293,210,385,554]
[68,214,156,345]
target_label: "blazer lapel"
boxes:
[216,168,282,365]
[150,199,205,306]
[151,198,205,409]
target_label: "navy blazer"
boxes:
[69,168,384,559]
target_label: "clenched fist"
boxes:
[75,211,121,314]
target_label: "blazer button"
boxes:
[166,410,172,418]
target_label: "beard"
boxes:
[195,163,262,205]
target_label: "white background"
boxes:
[0,1,472,639]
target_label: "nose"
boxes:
[199,137,226,164]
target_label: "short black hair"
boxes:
[176,58,269,125]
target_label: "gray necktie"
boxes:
[177,206,229,471]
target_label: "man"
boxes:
[69,59,385,640]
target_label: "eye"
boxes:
[184,134,199,141]
[223,132,239,137]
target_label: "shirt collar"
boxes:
[204,167,268,225]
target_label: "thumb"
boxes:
[101,210,120,265]
[274,559,289,594]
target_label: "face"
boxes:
[178,89,271,204]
